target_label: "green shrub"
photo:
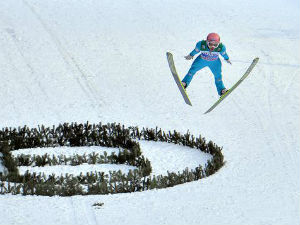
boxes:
[0,122,224,196]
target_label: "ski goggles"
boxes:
[207,41,219,48]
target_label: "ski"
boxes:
[166,52,192,106]
[204,57,259,114]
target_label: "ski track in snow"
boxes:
[0,0,299,224]
[22,0,105,111]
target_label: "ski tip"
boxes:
[203,109,210,114]
[166,52,172,57]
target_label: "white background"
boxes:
[0,0,299,224]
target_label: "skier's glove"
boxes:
[184,55,193,60]
[225,59,232,65]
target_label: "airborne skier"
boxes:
[182,33,232,96]
[166,33,259,113]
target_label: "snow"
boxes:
[0,0,299,224]
[139,140,212,176]
[12,146,120,157]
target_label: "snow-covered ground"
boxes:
[0,0,299,224]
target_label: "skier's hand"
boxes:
[184,55,193,60]
[225,59,232,65]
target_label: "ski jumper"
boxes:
[182,40,229,95]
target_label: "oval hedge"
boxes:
[0,122,224,196]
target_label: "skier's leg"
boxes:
[182,57,207,88]
[209,59,226,95]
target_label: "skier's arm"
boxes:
[189,42,202,57]
[220,45,231,64]
[185,42,201,60]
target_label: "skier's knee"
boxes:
[215,78,222,84]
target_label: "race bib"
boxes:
[200,51,219,61]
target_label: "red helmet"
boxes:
[206,33,220,50]
[207,33,220,42]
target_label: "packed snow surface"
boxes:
[0,0,299,224]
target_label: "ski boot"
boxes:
[220,88,228,97]
[182,82,187,89]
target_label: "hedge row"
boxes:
[13,151,140,167]
[0,122,224,196]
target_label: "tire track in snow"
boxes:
[258,46,299,177]
[282,68,300,95]
[232,62,298,181]
[0,30,23,119]
[2,27,54,120]
[265,67,299,176]
[227,64,275,150]
[22,0,104,112]
[220,63,255,123]
[4,28,50,98]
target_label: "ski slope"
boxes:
[0,0,299,224]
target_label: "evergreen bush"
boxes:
[0,122,224,196]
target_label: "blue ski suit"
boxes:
[182,40,230,95]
